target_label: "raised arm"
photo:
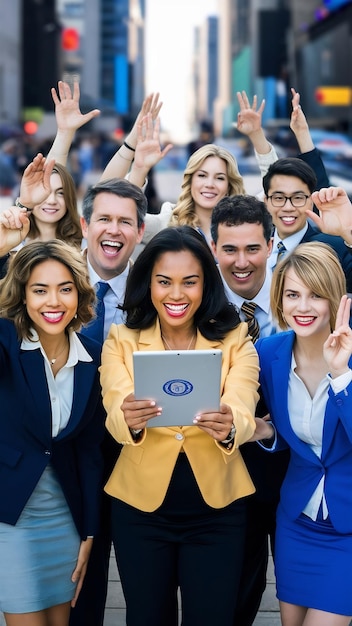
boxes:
[128,114,173,188]
[289,88,314,154]
[289,88,330,190]
[46,81,100,165]
[99,92,164,182]
[236,91,274,156]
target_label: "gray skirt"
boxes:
[0,464,80,613]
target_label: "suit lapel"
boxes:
[270,333,321,465]
[19,349,52,441]
[57,359,98,439]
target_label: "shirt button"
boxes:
[336,398,343,406]
[175,433,184,441]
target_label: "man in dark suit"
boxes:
[263,158,352,292]
[211,195,290,626]
[70,178,147,626]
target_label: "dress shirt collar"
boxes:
[86,257,130,298]
[220,268,271,315]
[21,329,92,365]
[269,223,309,270]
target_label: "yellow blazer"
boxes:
[100,319,259,512]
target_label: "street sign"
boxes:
[315,86,352,106]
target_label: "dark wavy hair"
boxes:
[0,240,95,340]
[123,226,240,339]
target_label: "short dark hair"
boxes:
[82,178,148,228]
[262,158,317,195]
[211,195,273,244]
[122,226,240,340]
[0,240,95,339]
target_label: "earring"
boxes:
[74,313,78,319]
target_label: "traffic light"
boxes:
[62,28,80,51]
[23,121,38,135]
[315,86,352,106]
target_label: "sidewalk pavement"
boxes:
[0,550,280,625]
[103,548,281,625]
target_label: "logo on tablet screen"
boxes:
[163,379,193,396]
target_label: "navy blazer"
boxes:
[256,331,352,534]
[0,319,105,539]
[298,147,330,191]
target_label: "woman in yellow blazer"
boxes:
[100,226,259,626]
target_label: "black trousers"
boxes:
[233,444,290,626]
[233,497,277,626]
[111,453,247,626]
[69,431,121,626]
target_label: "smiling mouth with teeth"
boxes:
[101,241,123,253]
[233,271,251,279]
[164,304,188,311]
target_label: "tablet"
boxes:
[133,349,222,427]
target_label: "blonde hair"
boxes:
[170,144,245,228]
[271,242,346,330]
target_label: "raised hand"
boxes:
[289,88,314,153]
[0,207,31,255]
[133,114,173,171]
[51,80,100,132]
[19,153,56,208]
[309,186,352,240]
[236,91,266,137]
[125,92,163,150]
[324,295,352,377]
[290,88,309,136]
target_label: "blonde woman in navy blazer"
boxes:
[0,238,104,626]
[252,242,352,626]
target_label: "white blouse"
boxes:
[21,330,92,437]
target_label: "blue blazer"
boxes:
[0,319,105,539]
[256,331,352,534]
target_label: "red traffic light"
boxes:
[62,28,80,51]
[24,121,38,135]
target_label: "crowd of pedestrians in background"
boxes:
[1,80,352,626]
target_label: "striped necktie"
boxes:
[277,241,287,262]
[241,301,260,344]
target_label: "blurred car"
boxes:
[309,129,352,162]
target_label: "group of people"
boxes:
[1,80,352,626]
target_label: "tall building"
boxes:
[192,16,218,130]
[22,0,61,112]
[99,0,145,124]
[289,0,352,130]
[57,0,145,125]
[0,0,21,127]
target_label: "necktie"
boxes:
[241,301,260,344]
[276,241,287,263]
[81,281,110,344]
